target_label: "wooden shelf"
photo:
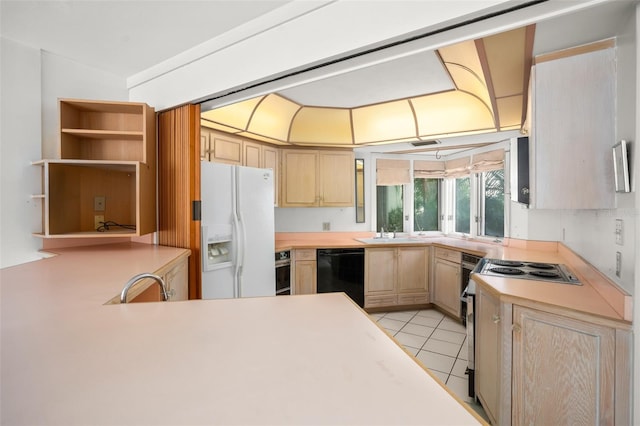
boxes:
[61,129,144,140]
[33,159,155,238]
[59,98,155,164]
[33,99,157,239]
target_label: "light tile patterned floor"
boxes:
[369,308,489,421]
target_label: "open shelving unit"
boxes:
[34,99,156,238]
[59,99,154,163]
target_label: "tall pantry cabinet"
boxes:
[33,99,156,238]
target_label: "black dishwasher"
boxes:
[316,248,365,307]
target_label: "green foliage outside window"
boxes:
[376,185,403,232]
[455,177,470,233]
[483,169,504,237]
[414,178,439,231]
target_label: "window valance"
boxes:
[376,159,411,185]
[445,156,471,178]
[471,149,504,172]
[414,160,445,178]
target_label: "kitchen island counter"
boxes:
[0,243,483,425]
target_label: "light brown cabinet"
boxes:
[262,145,279,205]
[512,306,616,425]
[432,248,462,318]
[475,282,631,425]
[396,247,429,305]
[243,140,262,168]
[364,247,428,308]
[293,249,317,295]
[34,99,156,238]
[280,149,354,207]
[475,285,503,424]
[201,128,279,204]
[364,248,397,307]
[531,45,615,209]
[208,131,243,165]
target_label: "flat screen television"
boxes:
[612,140,630,193]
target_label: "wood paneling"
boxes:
[512,306,616,425]
[158,105,201,299]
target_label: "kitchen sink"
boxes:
[356,237,418,244]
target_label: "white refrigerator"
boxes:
[201,161,275,299]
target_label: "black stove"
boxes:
[478,259,581,285]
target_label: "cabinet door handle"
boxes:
[492,314,501,324]
[512,323,521,333]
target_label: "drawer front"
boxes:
[434,247,461,263]
[365,294,398,308]
[397,292,429,305]
[295,249,316,261]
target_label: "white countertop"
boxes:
[1,243,482,425]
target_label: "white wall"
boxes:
[275,207,369,233]
[40,51,128,158]
[0,38,128,268]
[0,38,43,268]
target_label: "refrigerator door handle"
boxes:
[231,169,242,299]
[236,212,246,298]
[234,167,247,298]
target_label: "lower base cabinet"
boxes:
[364,247,428,308]
[432,248,462,318]
[475,283,631,425]
[512,306,616,425]
[293,249,317,295]
[475,287,502,424]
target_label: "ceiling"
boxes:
[2,0,637,156]
[0,0,291,77]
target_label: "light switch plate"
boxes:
[615,219,623,245]
[322,222,330,231]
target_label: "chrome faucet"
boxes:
[120,273,170,303]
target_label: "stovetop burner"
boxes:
[491,259,525,267]
[529,270,560,279]
[527,263,555,270]
[476,258,581,285]
[490,267,525,275]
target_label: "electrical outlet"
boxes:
[616,251,621,278]
[322,222,330,231]
[615,219,623,245]
[94,196,105,211]
[94,215,104,230]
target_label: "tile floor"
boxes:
[369,308,489,421]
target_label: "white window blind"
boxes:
[376,159,411,185]
[470,149,504,172]
[445,156,471,178]
[414,160,445,178]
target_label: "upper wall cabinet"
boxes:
[202,129,243,165]
[34,99,156,238]
[531,42,616,209]
[59,99,155,164]
[201,128,279,205]
[280,149,354,207]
